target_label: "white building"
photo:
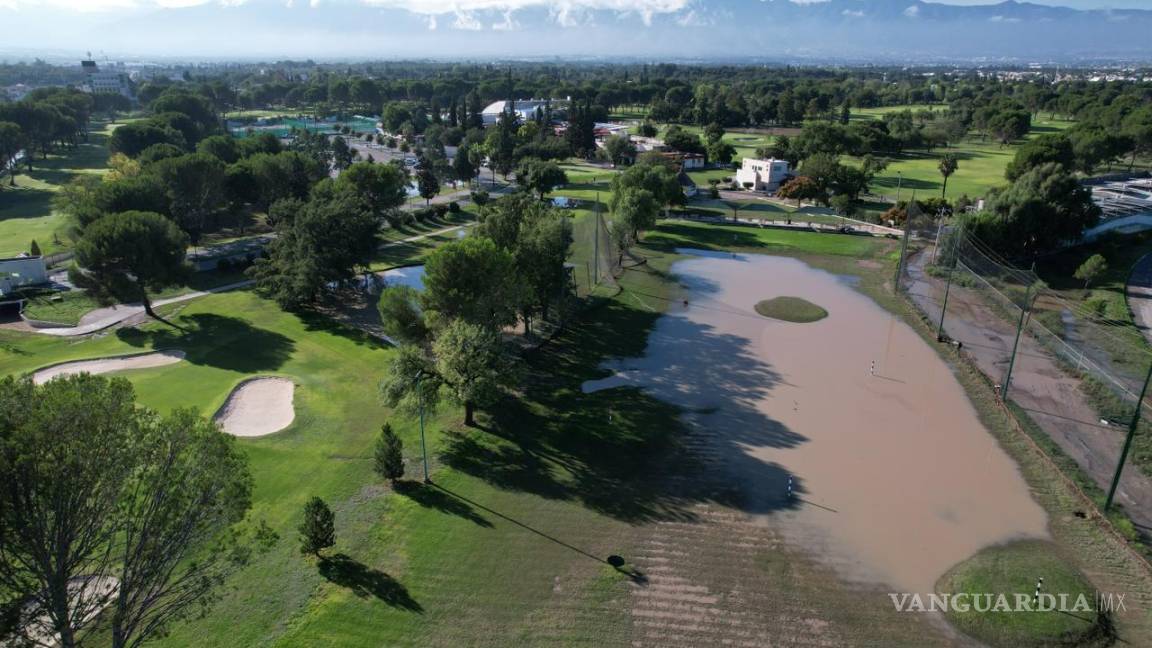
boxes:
[81,60,132,98]
[735,157,791,192]
[481,99,556,126]
[0,254,48,296]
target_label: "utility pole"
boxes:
[415,370,430,483]
[892,192,916,294]
[895,171,904,204]
[1106,360,1152,511]
[1000,284,1034,401]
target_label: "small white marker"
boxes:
[870,360,875,376]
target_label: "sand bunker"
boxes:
[584,249,1048,593]
[32,350,186,385]
[214,377,296,437]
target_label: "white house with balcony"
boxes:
[735,157,791,192]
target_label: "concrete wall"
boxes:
[0,256,48,295]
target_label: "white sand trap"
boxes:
[32,350,186,385]
[214,377,296,437]
[584,249,1048,594]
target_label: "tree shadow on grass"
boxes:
[301,302,391,348]
[442,260,805,523]
[394,480,493,527]
[318,553,422,613]
[116,312,295,372]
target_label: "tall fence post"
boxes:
[1000,284,1034,401]
[1105,359,1152,511]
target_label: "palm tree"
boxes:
[938,154,959,199]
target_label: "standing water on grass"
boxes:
[583,249,1048,593]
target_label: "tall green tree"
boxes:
[0,121,24,186]
[0,374,141,648]
[421,237,518,330]
[108,408,252,648]
[515,158,568,199]
[374,423,404,484]
[298,497,335,557]
[938,153,959,199]
[249,191,378,309]
[432,320,515,427]
[377,284,429,345]
[1074,254,1108,288]
[149,153,227,248]
[416,158,440,206]
[335,161,408,224]
[73,211,190,321]
[0,374,253,648]
[331,135,354,171]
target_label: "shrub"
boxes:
[448,201,461,213]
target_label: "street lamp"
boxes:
[415,370,430,483]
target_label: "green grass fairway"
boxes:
[0,120,119,257]
[754,296,828,323]
[849,109,1074,201]
[645,220,892,258]
[937,540,1111,648]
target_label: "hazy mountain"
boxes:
[1,0,1150,62]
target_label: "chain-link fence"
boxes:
[897,206,1152,539]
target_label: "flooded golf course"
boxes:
[585,250,1049,594]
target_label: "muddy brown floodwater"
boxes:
[584,250,1049,594]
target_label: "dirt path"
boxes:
[907,248,1152,534]
[28,281,253,337]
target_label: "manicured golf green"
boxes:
[937,540,1110,648]
[754,296,828,323]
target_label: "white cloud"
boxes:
[452,9,482,29]
[903,5,919,18]
[491,9,518,29]
[362,0,689,19]
[841,8,863,17]
[426,13,436,28]
[675,8,708,26]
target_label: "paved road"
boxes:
[30,281,255,337]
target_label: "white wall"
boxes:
[0,256,48,295]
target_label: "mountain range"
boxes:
[1,0,1150,63]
